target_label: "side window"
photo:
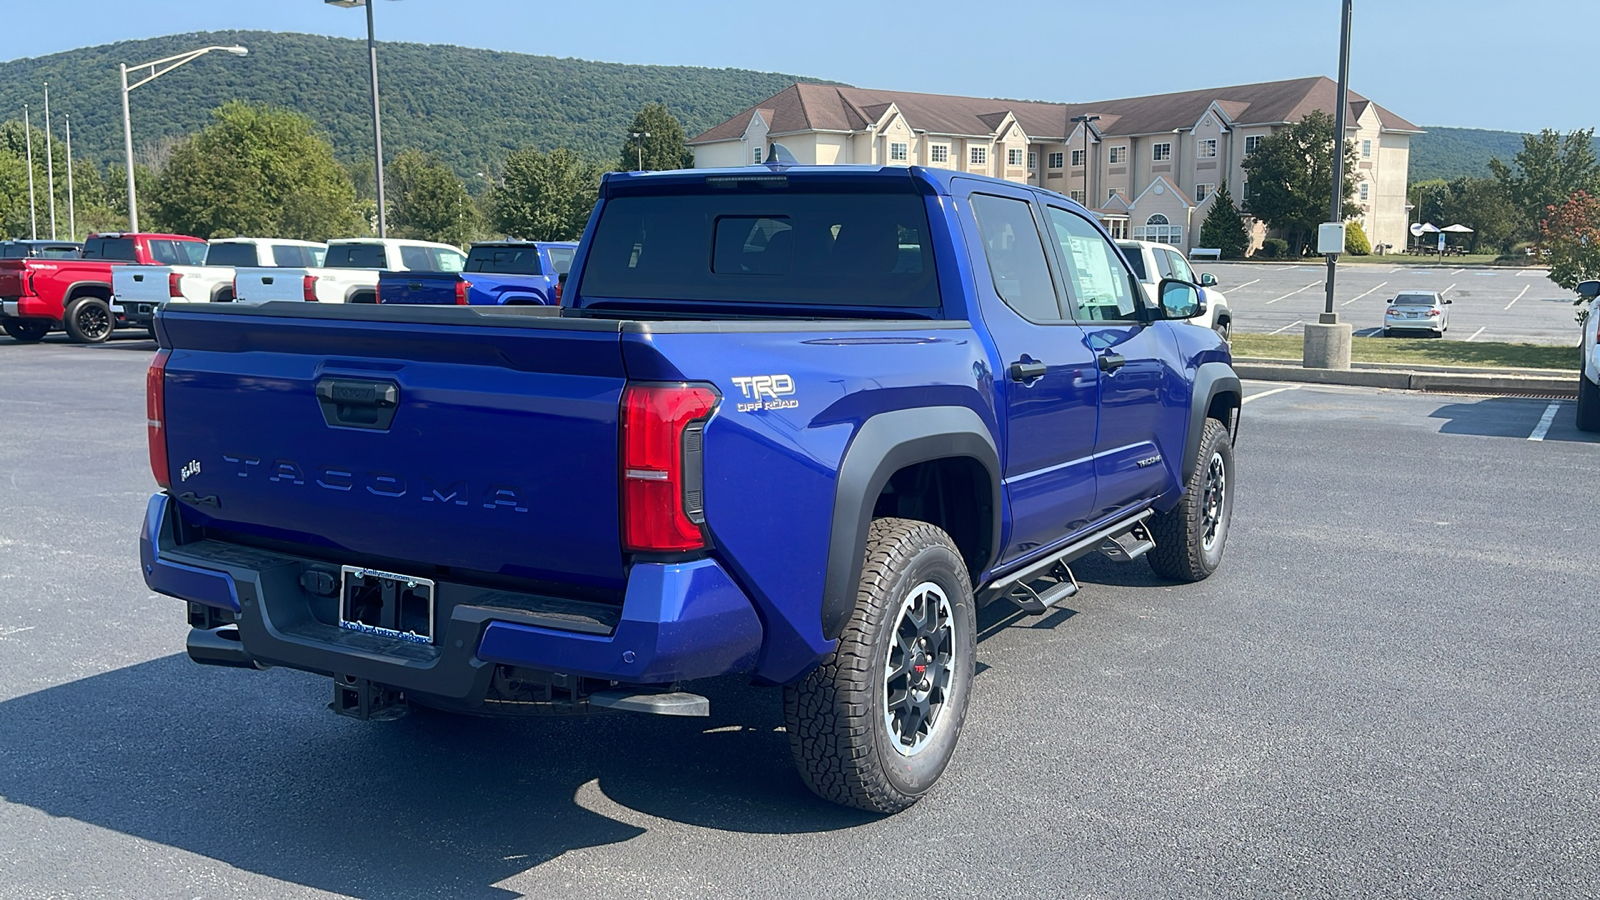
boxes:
[432,248,466,272]
[1163,250,1196,284]
[1045,206,1140,322]
[147,240,182,265]
[399,246,432,270]
[969,194,1063,322]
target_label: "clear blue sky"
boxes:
[2,0,1592,133]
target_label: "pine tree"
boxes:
[1199,180,1249,259]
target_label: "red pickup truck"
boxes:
[0,232,206,343]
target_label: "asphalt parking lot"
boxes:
[2,339,1598,898]
[1205,261,1580,346]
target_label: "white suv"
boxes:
[1578,280,1600,432]
[1117,240,1233,341]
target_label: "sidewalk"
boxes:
[1235,356,1576,396]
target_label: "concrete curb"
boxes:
[1235,356,1575,378]
[1236,363,1576,396]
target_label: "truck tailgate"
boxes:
[158,303,629,592]
[114,266,180,305]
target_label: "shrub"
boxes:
[1257,238,1289,259]
[1345,221,1371,255]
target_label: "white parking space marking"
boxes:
[1268,320,1304,335]
[1528,403,1561,441]
[1341,281,1388,306]
[1519,268,1545,277]
[1448,268,1466,275]
[1234,278,1261,290]
[1505,285,1530,310]
[1466,326,1487,342]
[1242,385,1303,404]
[1267,280,1321,304]
[1440,283,1458,296]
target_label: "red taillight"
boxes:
[1430,308,1442,317]
[1385,308,1399,316]
[230,276,238,299]
[621,384,719,552]
[168,272,184,298]
[302,274,319,302]
[455,279,472,305]
[147,349,171,489]
[553,281,563,304]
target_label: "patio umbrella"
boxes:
[1441,224,1474,233]
[1419,223,1442,233]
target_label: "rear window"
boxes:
[581,191,940,309]
[1394,293,1435,306]
[1118,245,1148,280]
[326,244,388,269]
[82,237,137,260]
[467,246,542,275]
[269,244,327,268]
[204,243,260,267]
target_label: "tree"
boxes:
[148,101,364,240]
[386,149,477,247]
[1345,220,1371,255]
[491,147,604,241]
[1541,191,1600,291]
[1241,110,1358,256]
[1198,180,1249,259]
[1490,129,1600,244]
[618,103,695,173]
[1440,177,1517,254]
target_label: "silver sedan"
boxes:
[1382,291,1452,337]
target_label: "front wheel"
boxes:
[64,297,113,344]
[1577,371,1600,433]
[1148,418,1235,582]
[784,518,976,814]
[3,319,50,343]
[1214,318,1231,343]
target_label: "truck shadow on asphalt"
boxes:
[1429,396,1600,443]
[0,655,877,899]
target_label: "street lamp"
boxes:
[1306,0,1354,370]
[629,131,651,172]
[1070,114,1099,207]
[120,44,248,232]
[326,0,396,237]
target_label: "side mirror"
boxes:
[1199,273,1218,287]
[1159,278,1204,320]
[1579,280,1600,299]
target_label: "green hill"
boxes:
[1411,126,1600,182]
[0,31,837,177]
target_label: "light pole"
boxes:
[629,131,651,171]
[44,83,55,239]
[120,44,248,232]
[1070,114,1099,206]
[23,104,36,239]
[326,0,394,237]
[65,113,75,241]
[1306,0,1355,369]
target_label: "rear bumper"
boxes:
[1384,317,1443,333]
[2,295,61,321]
[121,300,160,326]
[139,494,764,701]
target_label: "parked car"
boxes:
[1117,240,1232,340]
[376,241,578,306]
[0,239,82,259]
[1382,290,1451,337]
[231,238,465,305]
[141,160,1240,815]
[1576,280,1600,432]
[0,232,205,343]
[114,238,328,333]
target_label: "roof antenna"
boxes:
[764,142,800,169]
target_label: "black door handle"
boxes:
[262,276,275,285]
[1098,353,1127,373]
[1009,360,1048,383]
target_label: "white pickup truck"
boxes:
[113,238,327,332]
[1116,239,1233,341]
[1578,280,1600,432]
[232,238,466,304]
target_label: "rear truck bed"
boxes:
[142,301,984,715]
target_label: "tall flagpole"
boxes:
[65,114,76,241]
[24,105,37,240]
[44,82,57,239]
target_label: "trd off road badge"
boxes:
[731,374,798,413]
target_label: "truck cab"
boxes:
[0,232,205,343]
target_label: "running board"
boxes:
[1098,520,1156,563]
[590,690,710,717]
[979,509,1155,607]
[1005,563,1079,614]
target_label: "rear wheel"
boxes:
[1149,418,1234,582]
[64,297,113,344]
[3,320,50,343]
[784,518,976,814]
[1577,371,1600,433]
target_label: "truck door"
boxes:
[962,188,1099,564]
[1042,205,1182,519]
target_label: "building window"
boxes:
[1070,190,1086,204]
[1048,152,1064,169]
[1107,219,1128,239]
[1109,146,1126,164]
[1106,187,1121,202]
[1195,183,1213,202]
[753,146,762,164]
[970,146,987,166]
[1241,179,1252,202]
[1071,149,1085,167]
[1359,182,1370,201]
[890,142,908,162]
[930,144,949,164]
[1197,139,1217,159]
[1152,142,1172,162]
[1008,148,1024,168]
[1244,135,1263,155]
[1133,213,1182,246]
[1362,139,1372,159]
[1028,151,1037,170]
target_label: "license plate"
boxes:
[137,304,154,315]
[339,566,435,644]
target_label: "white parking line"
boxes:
[1504,285,1530,310]
[1465,326,1486,342]
[1449,268,1466,275]
[1519,268,1545,277]
[1268,320,1304,335]
[1266,280,1322,304]
[1528,403,1561,441]
[1234,278,1262,290]
[1341,281,1388,306]
[1440,283,1457,296]
[1242,385,1303,404]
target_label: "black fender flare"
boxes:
[1184,362,1241,482]
[64,281,113,304]
[821,406,1002,641]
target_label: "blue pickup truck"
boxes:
[141,159,1239,813]
[376,241,577,306]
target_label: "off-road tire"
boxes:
[63,297,113,344]
[1214,317,1231,343]
[1577,372,1600,433]
[1148,417,1234,582]
[3,320,50,343]
[783,517,976,814]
